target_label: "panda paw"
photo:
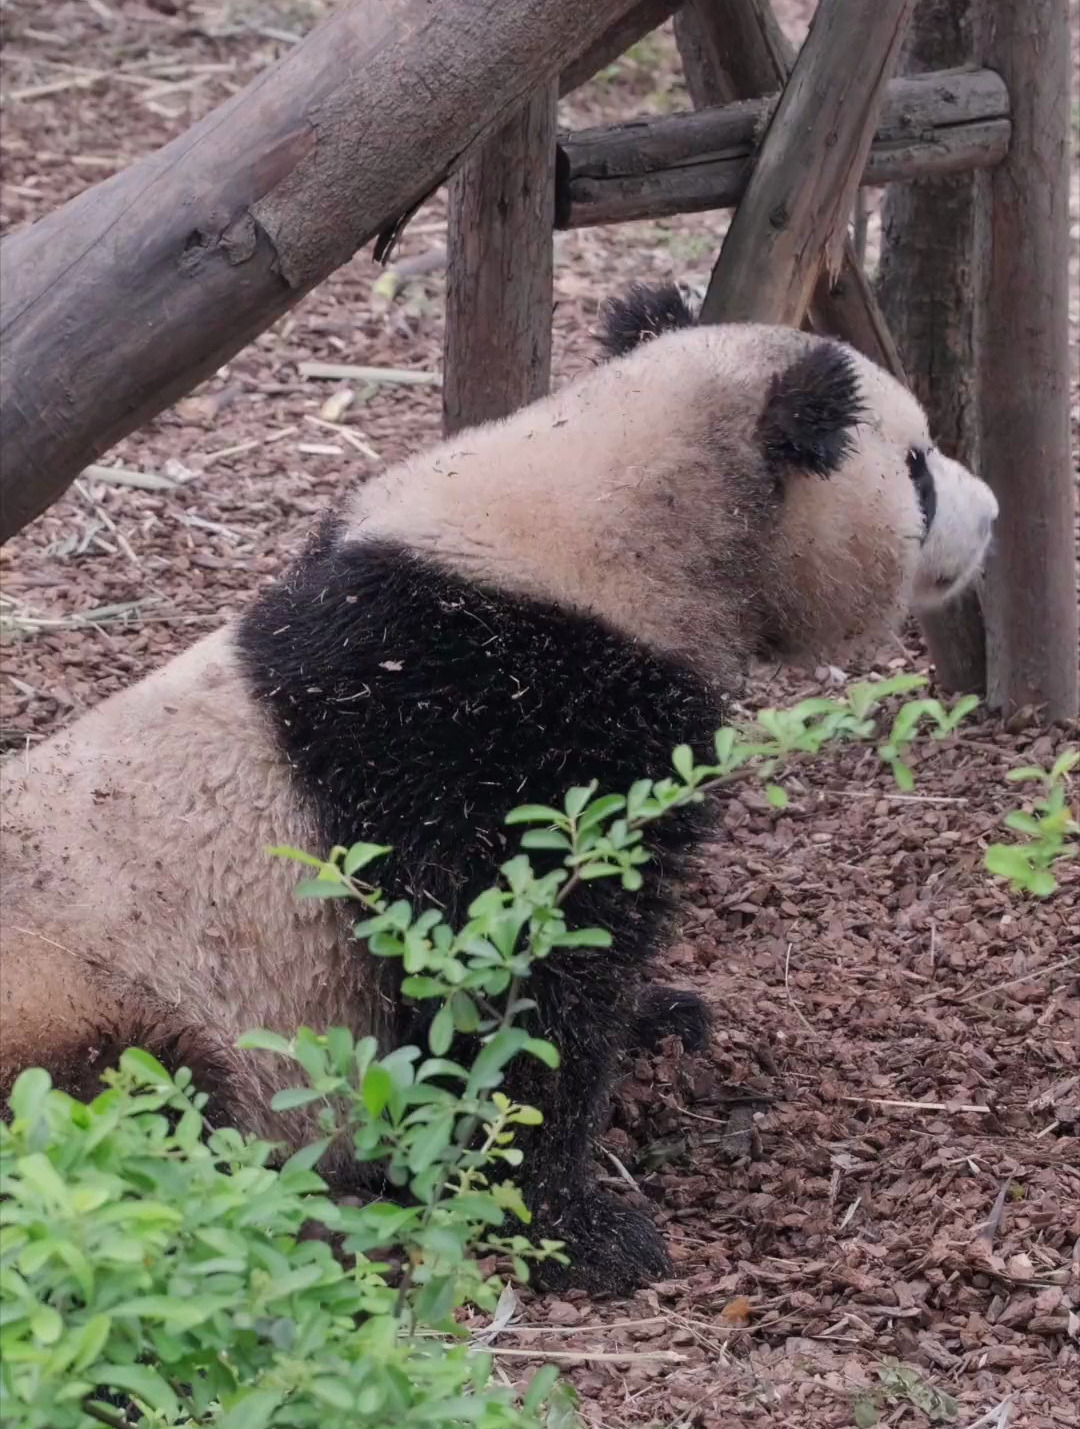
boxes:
[630,984,712,1053]
[531,1190,671,1296]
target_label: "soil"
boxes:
[1,3,1078,1426]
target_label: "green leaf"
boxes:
[280,1139,331,1175]
[15,1153,68,1204]
[1026,868,1058,897]
[408,1111,455,1173]
[1004,810,1043,836]
[119,1047,174,1085]
[428,1003,455,1057]
[218,1388,286,1429]
[522,1037,559,1069]
[985,844,1034,883]
[362,1065,394,1117]
[265,844,325,866]
[294,878,353,900]
[1005,766,1050,783]
[69,1313,112,1373]
[545,1380,581,1429]
[672,744,695,784]
[450,992,480,1034]
[311,1378,357,1410]
[764,783,789,809]
[99,1365,181,1420]
[401,976,449,1000]
[505,804,566,826]
[269,1086,324,1111]
[30,1304,63,1344]
[853,1397,880,1427]
[942,693,980,729]
[343,841,392,874]
[520,829,573,851]
[468,1029,529,1091]
[523,1362,560,1412]
[108,1295,217,1327]
[236,1029,294,1057]
[714,727,736,764]
[577,794,626,831]
[550,927,612,949]
[564,784,596,819]
[8,1067,52,1122]
[1049,749,1079,782]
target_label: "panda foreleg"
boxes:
[496,957,672,1297]
[628,983,712,1054]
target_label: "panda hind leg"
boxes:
[0,935,239,1122]
[629,983,712,1053]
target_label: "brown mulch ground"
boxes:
[1,3,1078,1426]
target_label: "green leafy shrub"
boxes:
[2,678,1073,1428]
[984,748,1079,896]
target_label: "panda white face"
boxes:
[908,445,999,612]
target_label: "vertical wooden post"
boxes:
[443,84,558,436]
[876,0,988,697]
[674,0,906,376]
[973,1,1078,721]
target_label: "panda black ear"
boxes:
[597,282,697,359]
[759,342,864,478]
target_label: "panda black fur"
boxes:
[0,297,998,1295]
[597,281,698,357]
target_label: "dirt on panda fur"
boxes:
[1,2,1078,1425]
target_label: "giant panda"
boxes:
[0,291,997,1294]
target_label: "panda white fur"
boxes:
[0,288,997,1293]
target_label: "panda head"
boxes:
[749,326,999,658]
[348,294,997,684]
[593,285,998,662]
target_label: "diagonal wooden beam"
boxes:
[674,0,907,378]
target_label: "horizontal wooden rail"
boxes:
[558,66,1009,228]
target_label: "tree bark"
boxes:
[444,85,558,435]
[877,0,988,697]
[697,0,916,328]
[674,0,789,107]
[973,0,1078,721]
[0,0,643,544]
[674,0,907,378]
[559,68,1009,227]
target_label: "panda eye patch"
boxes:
[907,447,936,535]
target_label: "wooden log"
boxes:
[877,0,988,698]
[697,0,917,328]
[376,0,679,262]
[0,0,644,545]
[443,84,558,435]
[673,0,907,379]
[558,68,1009,227]
[674,0,790,107]
[973,1,1078,721]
